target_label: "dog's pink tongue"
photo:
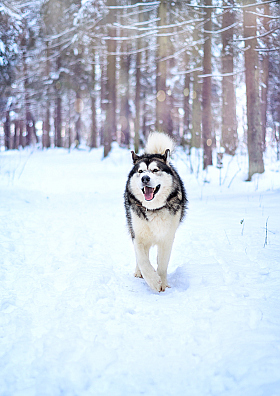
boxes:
[144,187,154,201]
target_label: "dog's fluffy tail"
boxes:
[145,132,175,155]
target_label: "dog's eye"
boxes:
[152,169,159,173]
[138,169,143,174]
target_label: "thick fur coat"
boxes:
[124,133,187,292]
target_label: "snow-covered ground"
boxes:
[1,144,280,396]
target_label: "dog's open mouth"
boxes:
[142,185,160,201]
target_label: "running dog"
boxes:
[124,132,187,292]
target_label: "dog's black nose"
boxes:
[141,175,150,185]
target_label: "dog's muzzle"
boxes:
[141,175,160,201]
[141,175,150,185]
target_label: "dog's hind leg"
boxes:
[134,241,162,292]
[157,238,174,291]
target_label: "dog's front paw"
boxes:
[146,272,163,292]
[159,280,170,292]
[134,269,143,278]
[157,272,170,292]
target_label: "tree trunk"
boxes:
[55,56,62,148]
[19,120,25,148]
[4,111,10,150]
[55,94,62,147]
[191,23,202,149]
[74,91,82,147]
[202,0,213,169]
[221,0,238,155]
[135,54,140,153]
[183,54,190,146]
[89,48,97,149]
[22,42,38,147]
[120,41,131,147]
[134,6,142,153]
[156,0,169,134]
[104,0,116,157]
[14,120,19,149]
[100,50,107,147]
[261,55,269,151]
[260,2,270,151]
[26,111,37,146]
[142,92,148,140]
[23,48,32,147]
[43,40,51,149]
[43,108,51,149]
[243,0,264,180]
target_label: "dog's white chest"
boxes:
[131,208,181,245]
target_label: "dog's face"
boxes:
[129,151,174,210]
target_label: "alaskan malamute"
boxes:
[124,132,187,292]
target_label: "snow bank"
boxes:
[0,145,280,395]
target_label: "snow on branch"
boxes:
[107,1,159,10]
[44,27,76,42]
[158,45,193,63]
[183,0,278,9]
[203,21,240,35]
[175,67,203,76]
[234,26,280,42]
[103,20,200,42]
[16,1,42,7]
[246,10,280,19]
[43,36,73,51]
[198,69,246,79]
[0,1,21,20]
[255,46,280,51]
[114,18,204,32]
[105,43,158,56]
[157,26,199,37]
[234,0,279,8]
[133,18,160,26]
[118,7,156,18]
[103,30,157,41]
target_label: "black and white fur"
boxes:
[124,133,187,292]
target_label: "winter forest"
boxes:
[1,0,280,181]
[1,1,280,394]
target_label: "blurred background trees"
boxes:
[0,0,279,179]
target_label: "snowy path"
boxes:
[1,146,280,396]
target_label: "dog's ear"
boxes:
[131,151,139,164]
[163,149,170,164]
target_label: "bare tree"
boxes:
[191,22,202,149]
[191,20,202,149]
[104,0,117,157]
[260,2,270,151]
[156,0,168,134]
[4,111,11,150]
[119,35,131,147]
[54,56,62,148]
[202,0,213,169]
[89,47,97,149]
[43,40,51,149]
[243,0,264,180]
[134,4,143,153]
[221,0,238,155]
[183,53,191,143]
